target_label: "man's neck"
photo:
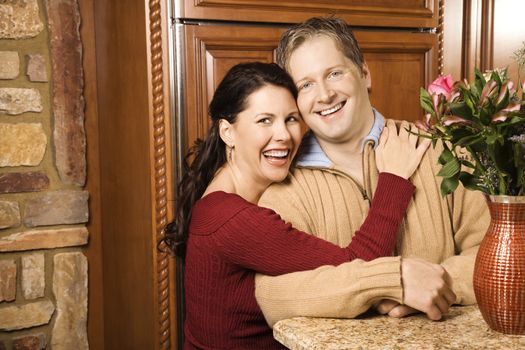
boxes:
[321,142,364,186]
[314,109,375,186]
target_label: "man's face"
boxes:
[288,35,373,145]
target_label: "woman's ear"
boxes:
[219,119,234,147]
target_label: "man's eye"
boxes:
[328,71,342,79]
[299,82,313,90]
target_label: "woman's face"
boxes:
[226,84,302,191]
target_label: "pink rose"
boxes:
[428,74,454,100]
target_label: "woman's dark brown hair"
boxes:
[161,62,298,257]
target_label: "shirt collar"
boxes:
[295,109,385,168]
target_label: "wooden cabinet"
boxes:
[358,31,437,122]
[181,25,286,147]
[176,0,438,28]
[180,24,437,147]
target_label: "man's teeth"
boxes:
[319,102,343,116]
[263,150,289,158]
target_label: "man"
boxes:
[256,17,489,326]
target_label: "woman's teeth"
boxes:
[319,102,343,116]
[263,150,289,158]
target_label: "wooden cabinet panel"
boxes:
[177,0,438,28]
[357,31,438,122]
[182,24,286,147]
[181,25,437,150]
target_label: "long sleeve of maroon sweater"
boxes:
[210,172,414,275]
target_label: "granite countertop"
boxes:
[273,305,525,349]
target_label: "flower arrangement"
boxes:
[416,46,525,197]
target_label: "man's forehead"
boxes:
[288,42,356,80]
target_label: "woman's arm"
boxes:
[212,172,414,275]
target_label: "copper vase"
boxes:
[473,195,525,335]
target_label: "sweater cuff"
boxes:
[373,172,415,214]
[358,256,403,304]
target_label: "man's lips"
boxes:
[316,101,345,116]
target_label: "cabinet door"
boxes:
[357,31,438,122]
[180,24,437,148]
[182,24,287,148]
[177,0,438,28]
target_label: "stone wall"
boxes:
[0,1,88,349]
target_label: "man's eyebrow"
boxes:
[294,65,346,83]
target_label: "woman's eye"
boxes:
[258,118,271,124]
[287,115,300,123]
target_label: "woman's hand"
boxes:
[375,119,431,179]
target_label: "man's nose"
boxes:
[317,82,335,103]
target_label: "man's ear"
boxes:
[362,63,372,89]
[219,119,234,147]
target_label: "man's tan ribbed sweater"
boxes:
[256,139,489,327]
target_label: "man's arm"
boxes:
[255,257,403,327]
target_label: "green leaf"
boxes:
[420,88,436,116]
[440,176,460,197]
[449,102,474,120]
[491,70,502,85]
[474,68,487,93]
[480,109,493,125]
[485,131,503,145]
[458,171,482,191]
[498,173,508,194]
[514,142,525,170]
[455,133,484,147]
[459,159,476,169]
[515,143,525,194]
[437,157,461,178]
[438,147,455,165]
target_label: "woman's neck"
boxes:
[203,165,265,204]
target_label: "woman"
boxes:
[163,62,429,349]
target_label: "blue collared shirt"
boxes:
[295,109,385,168]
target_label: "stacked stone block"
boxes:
[0,1,89,349]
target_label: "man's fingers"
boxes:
[425,305,443,321]
[444,287,457,306]
[388,305,419,318]
[434,296,450,316]
[376,299,399,314]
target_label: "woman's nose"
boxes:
[273,122,292,142]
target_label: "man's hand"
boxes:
[376,300,419,318]
[400,258,456,320]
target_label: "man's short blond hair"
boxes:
[276,16,366,75]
